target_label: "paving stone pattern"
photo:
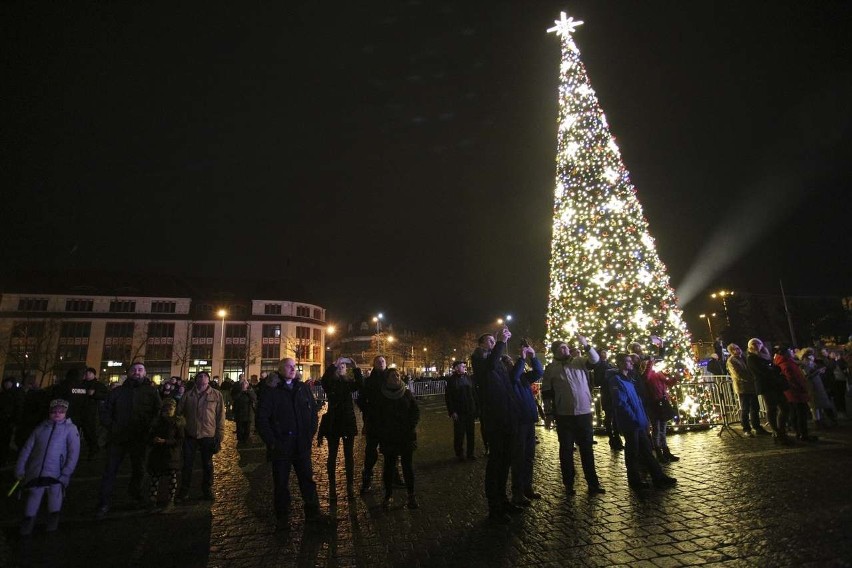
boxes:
[1,398,850,567]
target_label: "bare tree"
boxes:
[172,321,195,379]
[0,317,63,387]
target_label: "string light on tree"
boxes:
[544,11,695,380]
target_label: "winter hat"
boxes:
[50,399,70,410]
[550,341,567,356]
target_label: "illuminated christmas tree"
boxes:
[544,12,695,380]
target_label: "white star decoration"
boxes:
[604,196,625,213]
[547,12,584,37]
[583,236,603,252]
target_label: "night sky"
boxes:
[2,1,850,337]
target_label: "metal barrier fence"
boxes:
[310,375,752,433]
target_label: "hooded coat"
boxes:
[16,417,80,488]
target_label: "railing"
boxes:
[311,375,749,432]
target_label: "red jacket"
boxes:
[774,354,809,403]
[643,364,678,402]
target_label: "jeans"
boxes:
[271,437,318,517]
[181,436,215,495]
[651,418,668,451]
[99,440,146,506]
[383,448,414,497]
[789,402,810,438]
[327,435,355,484]
[738,393,761,431]
[362,433,380,483]
[761,391,789,435]
[236,421,251,442]
[623,427,664,484]
[554,413,600,488]
[511,422,536,496]
[483,427,514,510]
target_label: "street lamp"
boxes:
[217,309,227,377]
[372,313,384,333]
[496,314,513,326]
[710,290,734,326]
[698,313,716,342]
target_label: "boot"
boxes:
[655,448,670,463]
[46,512,61,532]
[406,494,419,509]
[662,448,680,462]
[20,516,36,537]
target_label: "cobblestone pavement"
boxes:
[1,397,851,567]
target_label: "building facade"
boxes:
[0,291,328,386]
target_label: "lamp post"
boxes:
[217,309,227,377]
[698,313,716,342]
[372,313,384,333]
[422,347,428,375]
[325,325,336,367]
[710,290,734,326]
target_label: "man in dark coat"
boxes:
[96,362,162,518]
[256,357,328,529]
[53,367,107,459]
[0,377,23,467]
[746,338,792,445]
[358,356,405,494]
[445,359,478,461]
[471,326,523,524]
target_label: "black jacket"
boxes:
[746,353,785,396]
[231,387,257,423]
[374,386,419,454]
[471,341,521,433]
[357,368,385,434]
[445,373,477,417]
[256,379,318,457]
[147,415,185,472]
[101,378,162,444]
[320,365,363,438]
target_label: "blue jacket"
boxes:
[608,372,650,431]
[511,357,543,425]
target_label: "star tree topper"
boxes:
[547,11,584,37]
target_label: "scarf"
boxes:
[381,382,406,400]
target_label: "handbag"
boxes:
[655,398,676,421]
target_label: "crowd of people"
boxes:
[726,340,849,443]
[2,331,850,534]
